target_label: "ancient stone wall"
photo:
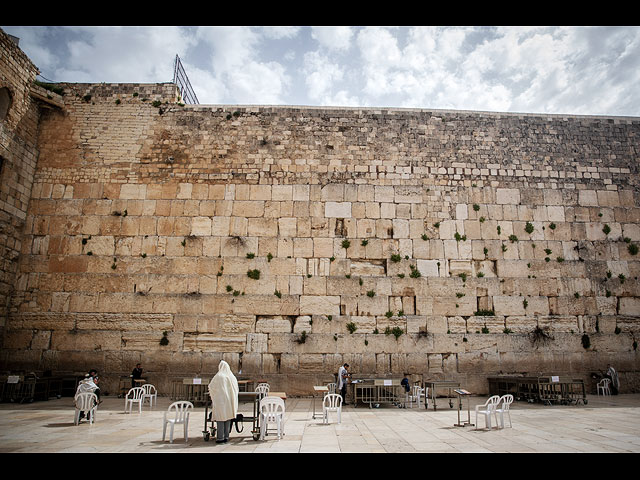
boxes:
[1,73,639,395]
[0,30,42,333]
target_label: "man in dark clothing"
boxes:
[131,364,143,388]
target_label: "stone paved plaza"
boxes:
[1,393,639,453]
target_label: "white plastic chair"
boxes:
[259,396,285,440]
[255,382,270,399]
[162,401,193,443]
[124,387,145,414]
[475,395,500,430]
[141,384,157,407]
[326,383,337,395]
[495,394,513,428]
[408,385,426,408]
[74,392,98,425]
[322,393,343,424]
[597,378,611,396]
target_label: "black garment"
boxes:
[131,367,143,388]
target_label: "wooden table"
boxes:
[312,386,329,419]
[268,392,287,401]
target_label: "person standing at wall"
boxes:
[131,363,144,388]
[208,360,239,444]
[337,363,350,405]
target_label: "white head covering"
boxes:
[208,360,239,422]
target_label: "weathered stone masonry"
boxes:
[1,29,639,396]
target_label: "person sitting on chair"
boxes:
[75,374,100,421]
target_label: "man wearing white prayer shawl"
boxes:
[208,360,239,443]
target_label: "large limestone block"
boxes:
[191,216,212,236]
[120,183,146,200]
[504,316,534,334]
[578,190,598,206]
[233,295,299,316]
[493,296,526,316]
[50,330,122,351]
[299,295,340,316]
[183,334,245,352]
[325,202,352,218]
[357,295,389,316]
[496,188,520,205]
[256,315,292,333]
[278,217,297,237]
[619,297,640,316]
[247,217,278,237]
[426,315,448,333]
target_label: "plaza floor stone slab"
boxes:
[1,393,640,453]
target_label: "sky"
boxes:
[3,25,640,117]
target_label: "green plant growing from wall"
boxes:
[525,222,534,234]
[160,331,169,346]
[247,269,260,280]
[409,265,422,278]
[390,254,402,262]
[530,325,553,347]
[629,243,639,255]
[246,252,255,259]
[341,239,351,249]
[549,223,556,230]
[366,290,375,297]
[473,204,480,211]
[361,239,368,246]
[391,327,404,340]
[454,232,467,242]
[346,322,358,334]
[603,224,611,235]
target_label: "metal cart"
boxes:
[171,377,211,405]
[353,379,404,408]
[3,375,36,403]
[202,392,263,441]
[488,375,587,405]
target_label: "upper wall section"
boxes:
[35,83,639,193]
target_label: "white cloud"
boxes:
[3,25,638,115]
[302,50,358,106]
[193,27,292,104]
[311,26,354,51]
